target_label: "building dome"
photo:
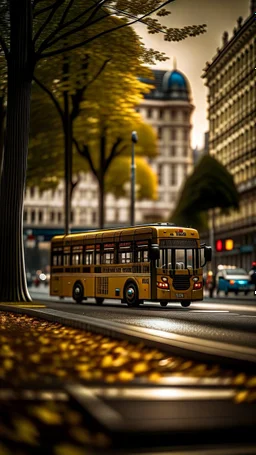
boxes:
[162,70,191,101]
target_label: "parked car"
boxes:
[34,270,50,287]
[216,268,251,296]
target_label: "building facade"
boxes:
[202,1,256,271]
[24,66,194,234]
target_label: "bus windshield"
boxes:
[158,248,198,270]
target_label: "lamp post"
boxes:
[131,131,138,226]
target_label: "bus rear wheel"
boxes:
[95,297,104,305]
[160,301,168,307]
[73,282,84,304]
[181,301,191,308]
[124,282,140,307]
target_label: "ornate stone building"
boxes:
[202,1,256,270]
[23,65,194,271]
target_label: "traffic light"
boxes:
[225,239,233,251]
[215,239,233,252]
[216,240,223,252]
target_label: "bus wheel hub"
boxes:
[127,288,134,297]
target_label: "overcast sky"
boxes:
[133,0,251,149]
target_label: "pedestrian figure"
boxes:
[249,262,256,294]
[207,271,216,298]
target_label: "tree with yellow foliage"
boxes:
[0,0,206,301]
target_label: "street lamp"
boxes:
[131,131,138,226]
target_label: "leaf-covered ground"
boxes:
[0,311,255,455]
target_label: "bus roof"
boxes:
[52,223,200,243]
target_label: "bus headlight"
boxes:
[192,276,199,282]
[157,281,169,289]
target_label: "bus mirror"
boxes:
[149,244,160,261]
[200,246,212,267]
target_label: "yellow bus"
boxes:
[50,223,211,308]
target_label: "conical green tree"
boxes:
[171,155,239,230]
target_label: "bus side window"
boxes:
[85,253,93,265]
[53,255,58,266]
[64,254,70,266]
[96,253,100,265]
[119,252,131,263]
[72,254,80,265]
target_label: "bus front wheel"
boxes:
[96,297,104,305]
[73,282,84,304]
[160,301,168,307]
[181,301,191,308]
[124,282,140,307]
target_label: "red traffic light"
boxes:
[216,240,223,252]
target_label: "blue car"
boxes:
[216,268,251,296]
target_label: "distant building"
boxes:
[23,65,194,266]
[192,132,209,165]
[202,0,256,271]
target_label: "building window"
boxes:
[170,146,176,156]
[171,165,177,185]
[171,129,176,141]
[38,211,43,222]
[159,109,163,119]
[24,210,27,222]
[31,210,35,223]
[148,108,152,118]
[30,187,35,198]
[158,165,163,185]
[183,129,188,141]
[183,146,187,156]
[71,211,74,223]
[183,111,189,121]
[158,127,162,139]
[58,212,62,222]
[92,212,97,223]
[50,211,55,222]
[171,110,177,120]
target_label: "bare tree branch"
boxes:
[33,75,64,123]
[39,0,172,59]
[71,171,82,197]
[105,137,123,171]
[59,0,75,26]
[0,35,9,58]
[73,137,98,178]
[37,0,109,54]
[86,57,110,88]
[44,12,110,51]
[70,57,110,121]
[33,0,65,44]
[33,4,58,18]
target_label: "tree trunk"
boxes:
[63,90,72,234]
[0,0,33,301]
[98,134,106,229]
[0,96,6,176]
[63,57,72,235]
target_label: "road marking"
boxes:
[190,310,230,313]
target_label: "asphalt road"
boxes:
[30,286,256,350]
